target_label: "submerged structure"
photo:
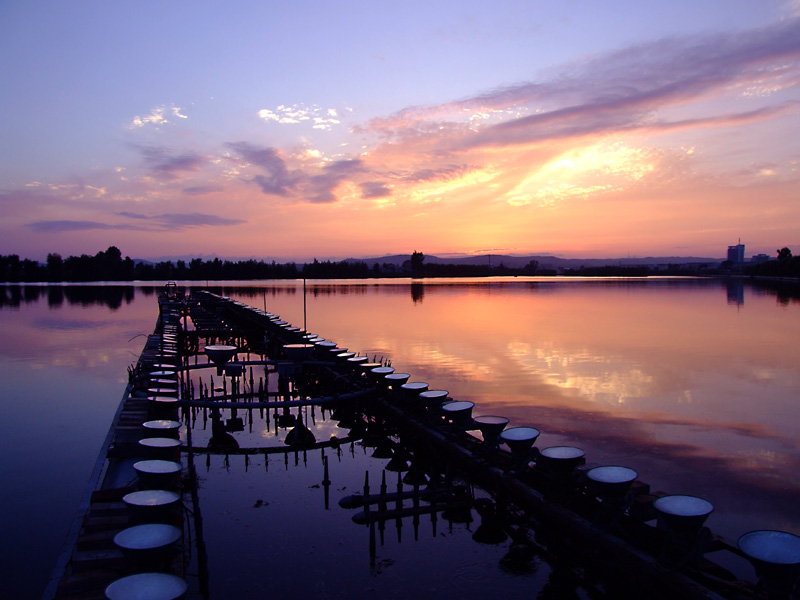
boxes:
[44,285,800,599]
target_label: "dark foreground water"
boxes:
[1,278,799,599]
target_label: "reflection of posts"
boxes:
[322,454,331,510]
[472,498,507,544]
[285,413,316,447]
[277,363,293,402]
[208,409,239,451]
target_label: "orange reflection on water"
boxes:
[241,278,800,540]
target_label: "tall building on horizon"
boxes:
[727,241,745,264]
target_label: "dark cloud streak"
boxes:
[360,181,391,199]
[155,213,246,228]
[399,164,469,183]
[227,142,300,196]
[118,211,246,228]
[138,145,205,179]
[306,159,364,203]
[28,213,246,234]
[27,220,143,233]
[117,211,149,220]
[183,185,224,195]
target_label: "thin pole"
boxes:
[303,278,307,332]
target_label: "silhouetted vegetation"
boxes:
[744,247,800,278]
[1,247,135,282]
[133,257,301,281]
[301,259,371,279]
[410,250,425,277]
[1,247,301,282]
[2,245,798,282]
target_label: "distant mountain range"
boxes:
[342,253,723,270]
[138,253,724,270]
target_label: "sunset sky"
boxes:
[1,0,799,262]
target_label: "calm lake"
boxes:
[2,277,799,599]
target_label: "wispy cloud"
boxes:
[226,143,369,203]
[227,142,301,196]
[257,104,344,131]
[397,165,470,184]
[155,213,246,228]
[363,18,800,155]
[27,220,141,233]
[183,185,224,196]
[26,212,245,234]
[359,181,392,199]
[127,105,189,130]
[305,159,365,203]
[117,212,246,229]
[139,146,205,179]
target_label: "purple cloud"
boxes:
[360,181,392,199]
[227,142,300,196]
[402,165,468,183]
[118,212,245,229]
[305,159,365,203]
[139,146,205,178]
[27,213,246,234]
[27,220,141,233]
[117,211,149,220]
[183,185,224,196]
[154,213,246,228]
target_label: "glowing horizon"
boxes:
[1,1,799,262]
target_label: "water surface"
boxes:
[2,278,799,599]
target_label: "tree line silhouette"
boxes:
[0,247,305,282]
[742,247,800,278]
[0,246,540,282]
[1,246,797,282]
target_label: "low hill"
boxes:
[345,253,722,271]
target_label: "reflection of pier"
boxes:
[189,435,358,457]
[342,470,475,571]
[200,291,798,599]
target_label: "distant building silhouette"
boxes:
[727,242,745,264]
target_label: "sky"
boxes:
[1,0,799,263]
